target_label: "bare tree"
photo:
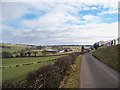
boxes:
[33,51,38,56]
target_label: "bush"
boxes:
[9,66,11,68]
[23,63,32,66]
[37,61,41,63]
[16,64,20,67]
[2,66,5,68]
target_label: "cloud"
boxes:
[99,10,118,16]
[1,1,118,45]
[82,15,98,22]
[1,2,27,20]
[2,22,118,45]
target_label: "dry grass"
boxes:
[60,55,82,88]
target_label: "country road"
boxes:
[80,52,119,88]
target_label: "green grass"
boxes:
[92,44,120,72]
[2,45,25,53]
[2,55,64,82]
[2,62,52,82]
[60,55,81,88]
[2,56,62,67]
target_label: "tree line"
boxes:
[1,50,48,58]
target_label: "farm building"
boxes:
[42,50,59,55]
[94,38,119,47]
[59,50,64,53]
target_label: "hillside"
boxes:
[92,44,120,72]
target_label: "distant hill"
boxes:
[92,44,120,72]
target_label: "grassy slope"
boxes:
[3,62,52,82]
[2,55,64,81]
[2,45,26,53]
[92,44,120,72]
[60,55,81,88]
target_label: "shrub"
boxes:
[2,66,5,68]
[16,64,20,67]
[27,52,31,57]
[23,63,32,66]
[37,61,41,63]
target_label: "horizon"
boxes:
[1,42,92,46]
[0,0,118,45]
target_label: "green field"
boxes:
[1,44,26,53]
[92,44,120,72]
[2,56,61,67]
[2,55,64,82]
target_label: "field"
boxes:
[1,43,84,82]
[1,43,83,57]
[2,55,65,82]
[1,44,26,53]
[92,44,120,72]
[2,56,61,67]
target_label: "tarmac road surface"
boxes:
[80,52,119,88]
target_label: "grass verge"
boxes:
[92,44,120,72]
[60,55,82,88]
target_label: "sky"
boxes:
[0,0,119,45]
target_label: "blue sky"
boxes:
[0,0,118,45]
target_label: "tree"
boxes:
[2,51,13,58]
[13,52,17,57]
[13,52,16,54]
[24,53,27,57]
[117,37,120,44]
[81,46,84,52]
[111,40,113,46]
[27,52,31,57]
[20,52,24,57]
[64,49,68,52]
[19,50,27,57]
[42,50,47,56]
[33,51,38,56]
[113,39,116,45]
[94,43,99,50]
[37,45,42,49]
